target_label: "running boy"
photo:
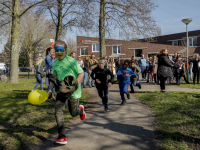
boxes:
[117,60,137,105]
[90,59,114,111]
[130,62,141,93]
[48,40,86,145]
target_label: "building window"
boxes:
[135,49,143,57]
[172,41,178,46]
[113,46,121,54]
[193,37,197,46]
[80,47,88,56]
[92,43,100,52]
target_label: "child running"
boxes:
[130,62,141,93]
[90,59,114,111]
[117,60,137,105]
[48,40,86,145]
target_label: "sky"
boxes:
[0,0,200,52]
[152,0,200,35]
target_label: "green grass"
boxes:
[0,79,89,150]
[135,91,200,150]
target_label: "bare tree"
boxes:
[20,11,55,67]
[0,0,46,83]
[45,0,94,40]
[87,0,159,57]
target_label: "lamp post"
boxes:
[182,18,192,81]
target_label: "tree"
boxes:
[88,0,159,57]
[20,11,55,67]
[0,0,46,83]
[45,0,94,40]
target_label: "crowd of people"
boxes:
[31,42,200,145]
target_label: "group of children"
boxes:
[41,40,142,145]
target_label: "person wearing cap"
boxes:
[90,59,114,111]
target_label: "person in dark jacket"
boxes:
[174,57,189,85]
[191,53,200,85]
[91,59,114,111]
[157,49,173,93]
[83,56,90,88]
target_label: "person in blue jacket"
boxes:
[117,60,137,105]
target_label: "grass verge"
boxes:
[135,91,200,150]
[0,79,89,150]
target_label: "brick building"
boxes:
[77,34,200,60]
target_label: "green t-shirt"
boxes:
[53,55,83,99]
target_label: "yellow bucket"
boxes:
[28,90,49,105]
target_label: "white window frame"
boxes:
[80,47,89,56]
[92,43,100,52]
[112,45,121,54]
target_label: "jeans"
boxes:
[83,72,89,85]
[141,67,147,79]
[89,70,95,86]
[33,75,43,90]
[55,93,82,135]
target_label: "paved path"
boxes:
[36,81,200,150]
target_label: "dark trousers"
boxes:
[55,93,82,135]
[141,67,147,79]
[153,74,157,83]
[96,86,108,108]
[193,71,199,84]
[160,76,168,90]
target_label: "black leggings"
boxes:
[160,76,168,90]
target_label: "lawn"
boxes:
[135,91,200,150]
[0,79,89,150]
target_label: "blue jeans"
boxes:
[33,75,43,90]
[83,72,88,85]
[141,67,147,79]
[89,70,95,86]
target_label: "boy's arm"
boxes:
[107,70,114,84]
[129,69,137,77]
[90,67,97,80]
[117,67,123,77]
[77,72,84,84]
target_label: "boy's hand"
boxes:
[48,89,52,95]
[108,82,112,88]
[96,79,101,84]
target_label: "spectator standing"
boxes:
[129,56,139,66]
[152,55,158,85]
[83,56,90,88]
[157,49,173,93]
[77,56,84,68]
[138,54,149,80]
[189,58,193,80]
[70,51,76,58]
[108,57,116,79]
[89,54,98,88]
[191,54,200,85]
[115,57,123,72]
[45,47,55,99]
[32,58,45,91]
[103,55,109,69]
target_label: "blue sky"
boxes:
[152,0,200,35]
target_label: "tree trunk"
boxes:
[55,0,63,40]
[10,0,20,83]
[99,0,106,58]
[28,52,32,67]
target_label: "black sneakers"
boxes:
[127,93,130,99]
[121,100,126,105]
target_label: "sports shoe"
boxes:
[55,134,67,145]
[79,105,86,121]
[138,84,141,89]
[121,100,126,105]
[130,90,135,93]
[127,93,130,99]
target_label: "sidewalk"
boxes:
[36,83,159,150]
[35,81,199,150]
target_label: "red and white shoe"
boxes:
[55,134,67,144]
[79,105,86,121]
